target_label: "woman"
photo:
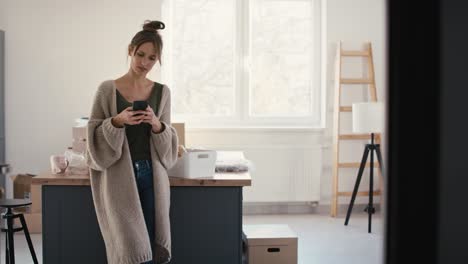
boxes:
[85,20,178,264]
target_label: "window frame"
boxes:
[161,0,326,129]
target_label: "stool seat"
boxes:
[0,198,38,264]
[0,199,32,208]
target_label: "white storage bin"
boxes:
[168,149,217,179]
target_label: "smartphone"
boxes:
[132,100,148,116]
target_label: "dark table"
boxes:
[33,171,251,264]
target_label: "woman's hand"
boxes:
[111,107,146,127]
[141,106,163,133]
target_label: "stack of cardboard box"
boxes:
[23,183,42,233]
[10,174,42,233]
[72,125,87,153]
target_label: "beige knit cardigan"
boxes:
[85,80,178,264]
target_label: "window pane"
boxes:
[170,0,235,116]
[250,0,315,117]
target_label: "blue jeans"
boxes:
[133,160,155,264]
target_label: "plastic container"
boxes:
[168,149,217,178]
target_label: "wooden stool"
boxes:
[0,199,38,264]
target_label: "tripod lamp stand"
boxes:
[344,102,384,233]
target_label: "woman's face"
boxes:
[129,42,159,75]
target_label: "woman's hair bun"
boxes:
[142,20,165,33]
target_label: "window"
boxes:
[161,0,324,128]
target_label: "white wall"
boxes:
[321,0,386,205]
[327,0,386,98]
[2,0,162,197]
[187,0,386,207]
[2,0,386,207]
[0,1,5,30]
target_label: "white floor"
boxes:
[0,211,383,264]
[244,212,383,264]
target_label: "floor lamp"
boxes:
[344,102,384,233]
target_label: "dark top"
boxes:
[0,199,32,208]
[116,82,163,162]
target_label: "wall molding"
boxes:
[243,202,381,215]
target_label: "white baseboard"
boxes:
[243,202,381,215]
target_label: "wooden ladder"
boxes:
[331,41,382,217]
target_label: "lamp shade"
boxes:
[352,102,384,133]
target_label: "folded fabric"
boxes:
[215,161,251,172]
[215,151,253,173]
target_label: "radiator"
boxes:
[198,144,322,203]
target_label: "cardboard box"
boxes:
[72,126,87,141]
[72,126,87,153]
[173,123,185,146]
[72,139,87,153]
[30,184,42,213]
[243,224,298,264]
[10,174,36,212]
[13,212,42,234]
